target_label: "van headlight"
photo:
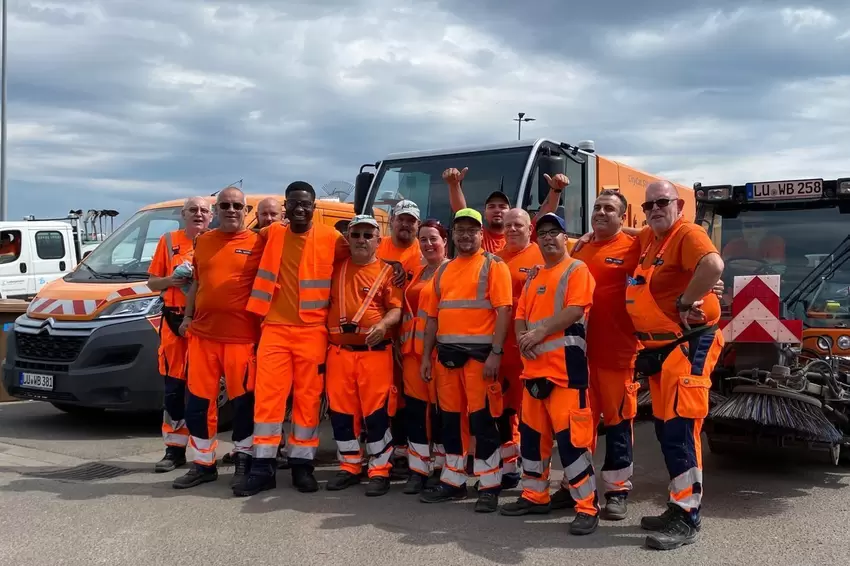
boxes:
[98,297,163,319]
[817,336,832,351]
[837,335,850,350]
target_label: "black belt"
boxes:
[339,340,392,352]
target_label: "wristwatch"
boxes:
[675,295,693,312]
[492,346,504,355]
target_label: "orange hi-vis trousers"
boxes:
[649,329,724,524]
[326,343,396,478]
[185,335,257,467]
[402,354,445,477]
[590,365,640,497]
[519,383,600,517]
[435,358,502,491]
[497,349,523,477]
[158,321,189,448]
[252,324,328,468]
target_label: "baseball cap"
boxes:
[348,214,380,231]
[392,199,421,220]
[485,191,511,206]
[453,208,483,226]
[534,212,566,232]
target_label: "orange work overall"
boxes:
[625,225,724,524]
[516,257,599,517]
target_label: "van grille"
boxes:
[15,332,86,362]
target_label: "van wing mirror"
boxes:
[537,154,567,204]
[354,164,377,215]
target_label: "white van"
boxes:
[0,221,80,300]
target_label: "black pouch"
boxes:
[436,343,491,369]
[634,324,718,377]
[341,323,358,334]
[161,307,184,336]
[524,377,555,400]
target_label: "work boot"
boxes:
[232,472,276,497]
[501,472,521,490]
[602,493,628,521]
[390,456,410,481]
[365,476,391,497]
[276,445,290,470]
[172,465,218,489]
[474,490,499,513]
[230,452,252,488]
[550,487,576,510]
[640,503,702,531]
[403,473,428,495]
[569,513,599,536]
[154,446,186,473]
[419,482,468,503]
[291,464,319,493]
[326,470,361,491]
[645,506,700,550]
[425,470,442,489]
[499,496,551,516]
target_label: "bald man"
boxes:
[257,198,283,229]
[148,196,212,472]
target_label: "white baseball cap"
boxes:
[348,214,380,230]
[392,199,421,221]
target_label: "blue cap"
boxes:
[534,212,566,232]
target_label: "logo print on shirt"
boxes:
[536,286,546,295]
[235,249,252,255]
[605,257,624,265]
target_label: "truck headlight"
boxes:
[837,335,850,350]
[817,336,832,351]
[98,297,163,319]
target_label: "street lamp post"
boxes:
[1,0,7,221]
[513,112,536,140]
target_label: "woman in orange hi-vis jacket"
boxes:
[626,181,724,552]
[324,215,403,497]
[418,208,514,514]
[147,197,212,474]
[499,212,601,537]
[398,218,450,495]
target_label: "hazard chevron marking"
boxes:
[719,274,802,344]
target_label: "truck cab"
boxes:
[0,221,80,301]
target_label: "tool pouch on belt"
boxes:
[160,307,184,337]
[524,377,556,400]
[436,343,491,369]
[634,324,718,377]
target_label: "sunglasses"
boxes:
[186,206,211,214]
[349,231,375,240]
[640,198,676,212]
[217,202,245,211]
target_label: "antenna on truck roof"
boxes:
[211,179,243,197]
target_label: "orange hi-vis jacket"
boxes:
[327,258,399,344]
[246,222,339,323]
[516,256,595,388]
[400,262,443,356]
[149,229,196,309]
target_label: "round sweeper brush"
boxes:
[708,385,843,445]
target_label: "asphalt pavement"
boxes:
[0,399,848,566]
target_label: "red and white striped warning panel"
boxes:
[719,274,802,343]
[27,284,154,317]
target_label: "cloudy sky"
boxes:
[4,0,850,221]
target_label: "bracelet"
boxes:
[675,295,693,312]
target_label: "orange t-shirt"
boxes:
[377,237,423,288]
[265,227,348,326]
[328,259,403,346]
[422,250,513,340]
[515,257,595,386]
[148,230,195,309]
[191,229,264,344]
[483,229,506,254]
[573,231,642,369]
[638,219,722,326]
[722,235,785,261]
[497,243,545,357]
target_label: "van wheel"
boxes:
[50,403,105,417]
[216,375,234,432]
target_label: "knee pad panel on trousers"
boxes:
[329,410,357,442]
[660,417,700,479]
[185,393,211,439]
[364,406,390,442]
[518,421,543,462]
[163,375,187,420]
[495,411,516,444]
[440,411,463,454]
[469,407,500,456]
[230,392,255,443]
[404,396,428,445]
[555,428,593,483]
[602,419,633,472]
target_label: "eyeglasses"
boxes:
[186,206,211,214]
[537,229,565,239]
[349,231,375,240]
[217,202,245,211]
[640,198,676,212]
[285,199,313,209]
[453,228,481,236]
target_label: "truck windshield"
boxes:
[367,146,533,224]
[67,206,184,283]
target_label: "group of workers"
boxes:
[147,169,726,552]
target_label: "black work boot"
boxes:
[645,506,700,550]
[474,490,499,513]
[155,446,186,473]
[230,452,252,488]
[365,476,391,497]
[602,493,628,520]
[232,472,276,497]
[172,464,218,489]
[550,487,576,510]
[569,512,599,535]
[276,445,290,470]
[425,470,442,489]
[403,473,428,495]
[641,503,702,531]
[500,496,551,516]
[390,454,410,481]
[291,464,319,493]
[326,470,361,491]
[419,482,468,503]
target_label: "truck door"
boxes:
[30,227,71,292]
[0,228,31,299]
[522,147,592,237]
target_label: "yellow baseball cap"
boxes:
[453,208,482,225]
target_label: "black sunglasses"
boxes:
[217,202,245,211]
[349,231,375,240]
[640,198,676,212]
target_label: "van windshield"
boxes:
[67,206,184,283]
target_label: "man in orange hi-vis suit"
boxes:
[419,208,513,514]
[234,181,349,497]
[147,196,212,473]
[499,212,601,536]
[625,181,724,551]
[324,215,403,497]
[172,186,264,491]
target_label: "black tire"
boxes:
[50,403,106,417]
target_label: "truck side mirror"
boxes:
[537,154,567,204]
[354,170,375,215]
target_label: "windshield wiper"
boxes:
[79,263,118,280]
[784,235,850,316]
[118,270,150,279]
